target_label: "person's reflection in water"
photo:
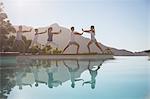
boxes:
[63,60,83,88]
[31,59,47,87]
[46,60,62,88]
[82,60,104,89]
[15,65,32,90]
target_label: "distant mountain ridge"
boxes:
[12,23,148,56]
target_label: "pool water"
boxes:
[0,56,150,99]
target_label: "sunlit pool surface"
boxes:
[0,56,150,99]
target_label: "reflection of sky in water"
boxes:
[0,56,149,99]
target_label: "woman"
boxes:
[82,26,104,53]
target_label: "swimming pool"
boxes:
[0,56,149,99]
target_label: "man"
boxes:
[13,25,32,53]
[82,26,104,53]
[63,27,83,54]
[29,29,47,48]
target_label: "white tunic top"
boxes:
[70,31,75,42]
[90,31,96,41]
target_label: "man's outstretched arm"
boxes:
[74,32,83,35]
[23,28,32,33]
[38,30,47,34]
[52,30,62,34]
[82,29,91,33]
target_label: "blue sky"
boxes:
[2,0,149,52]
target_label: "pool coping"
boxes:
[16,54,114,60]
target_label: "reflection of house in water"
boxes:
[0,57,107,98]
